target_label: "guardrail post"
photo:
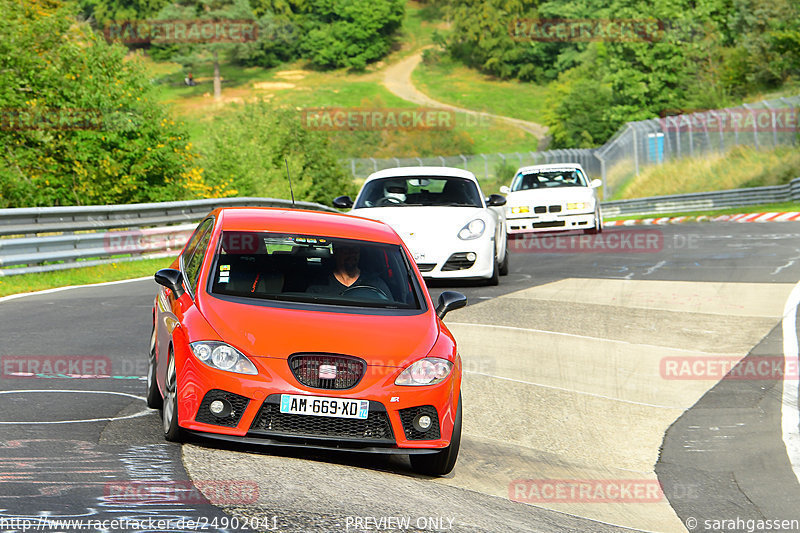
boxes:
[780,97,797,146]
[743,104,759,149]
[596,153,607,199]
[764,101,779,147]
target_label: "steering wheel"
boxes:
[341,285,390,300]
[377,196,402,206]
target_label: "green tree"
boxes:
[203,101,356,204]
[300,0,405,70]
[0,0,223,207]
[544,75,617,148]
[76,0,171,25]
[152,0,256,99]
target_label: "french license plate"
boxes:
[279,394,369,420]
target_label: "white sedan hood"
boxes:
[507,187,596,207]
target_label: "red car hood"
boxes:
[197,296,440,368]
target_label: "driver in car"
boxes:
[307,243,392,298]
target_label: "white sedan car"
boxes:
[334,167,508,285]
[501,164,603,236]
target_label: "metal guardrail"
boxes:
[0,198,338,276]
[0,197,336,237]
[601,177,800,217]
[1,181,799,276]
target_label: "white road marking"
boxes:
[773,249,800,276]
[0,276,152,304]
[465,370,683,409]
[643,260,667,276]
[448,322,741,356]
[0,390,152,425]
[781,281,800,483]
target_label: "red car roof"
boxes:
[211,207,402,244]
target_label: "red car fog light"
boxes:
[414,414,432,432]
[209,399,232,418]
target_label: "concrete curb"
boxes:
[605,212,800,226]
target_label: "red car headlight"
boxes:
[395,357,453,386]
[189,341,258,375]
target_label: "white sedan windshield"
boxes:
[511,170,587,191]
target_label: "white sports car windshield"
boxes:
[355,177,483,208]
[511,170,587,191]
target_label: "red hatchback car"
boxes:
[149,207,467,475]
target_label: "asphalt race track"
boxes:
[1,222,800,533]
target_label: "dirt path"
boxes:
[382,50,549,140]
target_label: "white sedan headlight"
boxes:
[458,219,486,240]
[189,341,258,375]
[395,357,453,386]
[567,201,593,211]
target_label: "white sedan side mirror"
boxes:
[590,179,602,188]
[499,185,511,194]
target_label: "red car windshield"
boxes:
[209,231,423,310]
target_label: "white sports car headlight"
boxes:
[190,341,258,375]
[458,219,486,240]
[395,357,453,386]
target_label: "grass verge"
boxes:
[412,53,551,128]
[614,145,800,200]
[0,257,175,298]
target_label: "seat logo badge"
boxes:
[319,364,337,380]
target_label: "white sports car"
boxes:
[334,167,509,285]
[500,164,603,236]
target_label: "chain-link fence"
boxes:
[343,150,599,189]
[595,95,800,198]
[342,95,799,199]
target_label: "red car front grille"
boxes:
[288,353,366,390]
